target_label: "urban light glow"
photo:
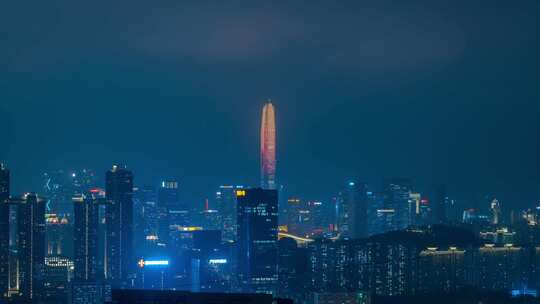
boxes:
[138,259,169,268]
[209,259,228,264]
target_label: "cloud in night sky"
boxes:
[1,1,468,72]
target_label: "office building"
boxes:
[0,164,9,298]
[16,193,47,301]
[286,198,302,235]
[287,197,315,237]
[216,185,241,241]
[105,165,134,287]
[190,230,230,293]
[237,188,278,294]
[157,180,179,247]
[168,226,203,290]
[43,256,73,303]
[74,191,102,282]
[307,201,327,236]
[348,182,369,239]
[133,186,159,256]
[336,182,369,238]
[278,237,309,303]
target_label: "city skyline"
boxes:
[1,2,540,303]
[1,96,538,212]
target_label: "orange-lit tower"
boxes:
[260,101,276,189]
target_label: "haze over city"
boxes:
[1,1,540,208]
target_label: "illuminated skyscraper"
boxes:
[73,190,107,304]
[216,185,242,241]
[158,179,179,247]
[260,102,276,190]
[73,191,102,282]
[16,193,47,301]
[237,188,278,294]
[105,165,134,288]
[335,182,369,238]
[0,164,9,298]
[133,186,159,256]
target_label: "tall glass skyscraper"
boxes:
[0,164,9,298]
[348,182,369,239]
[336,182,369,239]
[133,186,159,257]
[157,179,179,247]
[216,185,242,241]
[260,102,276,190]
[105,165,134,288]
[16,193,47,301]
[237,188,278,295]
[73,191,101,282]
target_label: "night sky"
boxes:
[1,1,539,208]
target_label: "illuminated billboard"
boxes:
[138,259,170,268]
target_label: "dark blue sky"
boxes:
[1,1,539,208]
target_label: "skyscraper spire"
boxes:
[260,101,276,189]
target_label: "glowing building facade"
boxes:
[260,102,276,190]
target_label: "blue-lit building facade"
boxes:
[237,188,279,295]
[105,165,134,288]
[216,185,242,242]
[16,193,47,301]
[157,179,179,248]
[0,164,9,298]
